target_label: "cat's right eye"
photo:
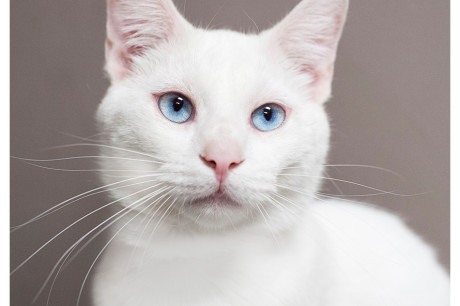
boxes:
[158,92,194,123]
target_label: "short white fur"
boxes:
[92,0,450,305]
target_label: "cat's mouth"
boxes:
[191,190,240,208]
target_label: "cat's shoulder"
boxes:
[304,200,445,276]
[307,198,430,251]
[309,198,408,230]
[300,199,449,305]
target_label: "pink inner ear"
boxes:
[105,9,149,80]
[309,63,335,103]
[105,35,131,81]
[124,31,149,57]
[271,0,348,103]
[104,0,188,82]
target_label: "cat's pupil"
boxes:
[263,106,273,121]
[173,97,184,112]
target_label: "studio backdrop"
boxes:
[11,0,449,305]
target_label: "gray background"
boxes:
[11,0,449,305]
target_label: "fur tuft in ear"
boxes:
[105,0,189,82]
[270,0,348,103]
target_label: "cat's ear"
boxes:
[105,0,189,82]
[268,0,348,103]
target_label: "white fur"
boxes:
[93,0,449,305]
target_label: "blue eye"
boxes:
[251,103,286,131]
[158,92,194,123]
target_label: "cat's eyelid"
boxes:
[152,85,196,105]
[152,91,196,108]
[251,102,292,121]
[152,91,194,103]
[251,98,291,111]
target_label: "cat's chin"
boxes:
[177,190,251,230]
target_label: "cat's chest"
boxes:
[93,227,316,306]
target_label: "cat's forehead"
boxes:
[135,28,301,109]
[191,29,264,64]
[180,30,273,85]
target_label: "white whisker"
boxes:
[47,143,165,162]
[138,192,178,267]
[277,174,421,197]
[18,161,158,173]
[43,243,77,306]
[323,164,404,178]
[129,189,176,268]
[11,174,165,231]
[264,193,301,218]
[12,155,165,165]
[58,131,105,143]
[147,195,177,239]
[323,169,345,196]
[10,183,162,276]
[273,183,323,203]
[253,200,280,246]
[76,188,173,306]
[240,7,260,33]
[205,6,222,30]
[64,186,170,268]
[318,191,397,197]
[35,186,169,304]
[276,163,402,179]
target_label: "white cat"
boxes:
[92,0,449,305]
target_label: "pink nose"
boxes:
[200,141,244,184]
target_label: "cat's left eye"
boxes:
[158,92,194,123]
[251,103,286,132]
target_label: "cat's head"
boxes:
[97,0,348,230]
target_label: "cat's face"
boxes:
[97,0,347,230]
